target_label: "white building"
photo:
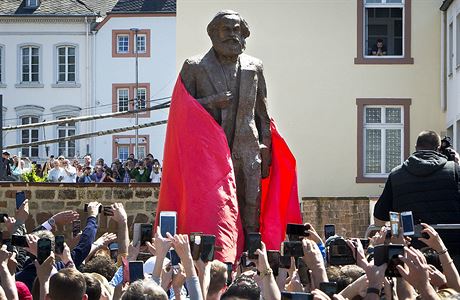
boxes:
[0,0,175,164]
[93,0,175,162]
[441,0,460,146]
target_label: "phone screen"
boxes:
[200,235,215,262]
[103,206,114,216]
[389,212,400,236]
[401,212,414,235]
[297,258,310,285]
[72,220,81,237]
[169,250,181,266]
[37,238,51,265]
[11,235,28,248]
[247,233,261,259]
[129,261,144,283]
[140,224,153,246]
[324,224,335,240]
[279,255,291,269]
[286,224,309,236]
[159,214,176,237]
[55,235,65,255]
[16,192,26,210]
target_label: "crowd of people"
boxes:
[0,198,457,300]
[0,152,162,183]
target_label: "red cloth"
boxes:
[156,77,244,263]
[260,121,303,250]
[16,281,32,300]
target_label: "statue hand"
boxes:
[260,146,271,179]
[211,91,232,109]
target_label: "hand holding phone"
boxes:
[129,261,144,283]
[16,192,26,210]
[37,238,52,265]
[55,235,65,255]
[247,232,261,260]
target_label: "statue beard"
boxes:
[212,36,246,58]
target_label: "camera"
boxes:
[440,136,456,161]
[374,244,404,277]
[326,236,356,266]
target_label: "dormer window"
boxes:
[26,0,39,8]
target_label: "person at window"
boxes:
[61,159,77,183]
[78,166,94,183]
[150,159,162,183]
[96,158,108,170]
[42,155,55,177]
[47,160,64,183]
[371,38,387,56]
[130,161,150,182]
[111,163,123,182]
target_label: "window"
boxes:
[456,15,460,68]
[118,145,129,161]
[449,22,454,75]
[57,118,76,158]
[117,88,129,112]
[136,87,147,109]
[26,0,39,7]
[117,35,129,53]
[57,46,76,82]
[21,116,39,157]
[21,46,39,83]
[364,107,403,175]
[112,83,150,117]
[356,98,411,183]
[355,0,413,64]
[113,135,149,161]
[136,34,147,53]
[112,30,151,57]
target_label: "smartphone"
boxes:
[140,224,153,246]
[129,261,144,283]
[286,224,310,236]
[413,224,430,239]
[16,192,26,210]
[37,238,51,265]
[386,244,404,277]
[190,233,202,261]
[360,239,370,249]
[0,213,7,223]
[247,232,261,260]
[11,235,28,248]
[55,235,65,255]
[169,249,181,266]
[84,204,105,214]
[159,211,177,237]
[389,211,400,236]
[225,263,233,286]
[281,241,304,257]
[2,239,12,252]
[109,242,119,262]
[72,220,81,237]
[240,252,256,271]
[400,211,414,236]
[324,224,335,240]
[200,235,216,262]
[279,255,292,269]
[281,292,313,300]
[103,206,114,216]
[267,250,281,277]
[319,282,338,298]
[297,257,310,285]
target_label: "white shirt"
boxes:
[61,166,77,183]
[150,170,161,183]
[47,167,64,182]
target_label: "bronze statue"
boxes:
[180,10,272,234]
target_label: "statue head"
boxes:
[207,10,250,58]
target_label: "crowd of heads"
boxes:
[1,152,162,183]
[0,197,457,300]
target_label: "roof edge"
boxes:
[107,11,176,15]
[440,0,455,11]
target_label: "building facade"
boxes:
[176,0,444,201]
[0,0,175,164]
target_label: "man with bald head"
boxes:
[180,10,272,234]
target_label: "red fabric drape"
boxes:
[155,77,244,263]
[260,121,303,250]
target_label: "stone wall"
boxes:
[302,197,371,238]
[0,183,372,240]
